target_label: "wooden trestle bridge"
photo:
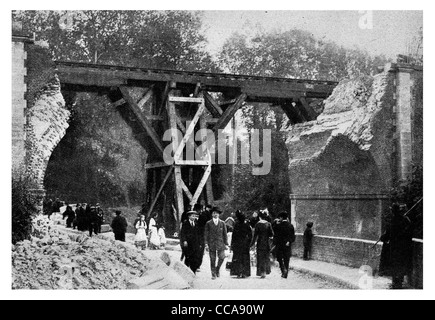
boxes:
[55,61,338,227]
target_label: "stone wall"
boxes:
[12,38,71,189]
[292,233,423,289]
[12,40,28,171]
[292,233,382,269]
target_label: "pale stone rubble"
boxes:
[12,216,194,290]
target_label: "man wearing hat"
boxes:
[204,207,228,280]
[196,204,211,269]
[110,210,128,242]
[180,210,202,274]
[272,211,295,279]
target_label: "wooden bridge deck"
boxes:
[55,61,338,102]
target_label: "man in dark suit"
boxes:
[272,211,296,279]
[197,204,212,269]
[204,207,228,280]
[111,210,128,242]
[180,210,202,274]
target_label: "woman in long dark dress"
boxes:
[251,211,274,278]
[230,210,252,278]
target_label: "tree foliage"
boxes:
[218,28,387,81]
[13,10,216,71]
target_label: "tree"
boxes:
[219,28,387,81]
[13,10,216,70]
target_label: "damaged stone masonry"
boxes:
[12,34,70,191]
[287,64,423,241]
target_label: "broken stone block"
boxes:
[160,251,171,266]
[127,268,190,290]
[172,261,195,286]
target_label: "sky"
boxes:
[201,11,423,59]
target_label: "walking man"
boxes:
[197,204,212,269]
[111,210,128,242]
[272,211,296,279]
[204,207,228,280]
[180,210,202,274]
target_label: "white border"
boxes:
[2,1,433,300]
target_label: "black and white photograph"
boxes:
[5,3,431,301]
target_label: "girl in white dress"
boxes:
[135,215,148,250]
[148,213,161,249]
[158,225,167,248]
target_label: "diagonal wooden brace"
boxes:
[173,99,207,165]
[119,86,164,154]
[213,93,247,132]
[190,165,212,206]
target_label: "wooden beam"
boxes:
[168,96,204,104]
[146,166,174,219]
[137,85,154,109]
[112,98,126,107]
[158,81,175,116]
[206,177,215,205]
[281,103,305,125]
[144,162,170,170]
[299,97,318,120]
[175,115,186,135]
[193,82,201,97]
[199,110,215,205]
[56,62,338,100]
[292,102,307,122]
[190,165,212,206]
[174,166,185,216]
[293,101,311,122]
[175,160,210,166]
[219,98,237,106]
[213,93,247,131]
[119,86,165,154]
[180,179,193,201]
[167,92,184,216]
[203,91,224,118]
[146,115,164,121]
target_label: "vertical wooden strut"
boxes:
[167,91,184,221]
[199,92,215,205]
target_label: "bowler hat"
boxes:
[212,207,222,214]
[187,210,197,216]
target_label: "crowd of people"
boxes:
[43,195,416,289]
[178,204,314,280]
[43,198,105,237]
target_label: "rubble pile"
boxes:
[12,216,159,290]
